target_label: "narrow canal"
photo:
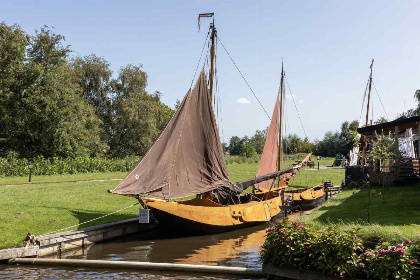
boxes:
[0,224,269,279]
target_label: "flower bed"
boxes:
[261,220,419,279]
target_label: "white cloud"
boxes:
[286,94,296,99]
[235,97,251,104]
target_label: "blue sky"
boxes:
[1,0,419,142]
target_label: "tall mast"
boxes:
[362,59,374,166]
[209,17,216,102]
[277,62,285,172]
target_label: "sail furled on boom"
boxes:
[255,92,280,190]
[111,71,230,199]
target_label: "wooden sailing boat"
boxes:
[255,63,326,211]
[111,14,310,234]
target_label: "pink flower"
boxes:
[409,259,418,265]
[389,246,396,251]
[397,244,404,249]
[379,249,387,255]
[279,228,286,233]
[394,248,406,256]
[266,228,273,233]
[357,262,365,268]
[285,237,291,242]
[405,239,413,245]
[363,252,373,259]
[292,222,302,228]
[374,250,379,255]
[299,226,305,230]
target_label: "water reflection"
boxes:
[1,224,270,279]
[61,224,267,269]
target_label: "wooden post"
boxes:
[395,125,400,178]
[418,122,420,159]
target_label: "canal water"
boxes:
[0,224,269,279]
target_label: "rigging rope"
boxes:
[190,29,210,90]
[372,81,389,120]
[216,35,271,120]
[284,76,308,139]
[41,202,140,236]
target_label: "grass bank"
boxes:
[0,160,341,249]
[296,186,420,243]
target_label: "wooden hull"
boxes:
[292,193,326,210]
[143,196,286,235]
[285,186,326,211]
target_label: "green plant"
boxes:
[0,156,140,177]
[348,181,360,189]
[361,242,419,279]
[261,220,419,279]
[368,131,400,167]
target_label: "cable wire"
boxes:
[190,30,210,89]
[284,75,308,139]
[216,35,271,120]
[372,81,389,120]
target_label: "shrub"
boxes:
[0,154,140,177]
[261,219,419,279]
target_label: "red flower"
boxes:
[405,239,413,245]
[285,237,291,242]
[409,259,418,265]
[279,228,286,233]
[292,222,302,228]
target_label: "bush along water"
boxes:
[261,219,419,279]
[0,154,140,177]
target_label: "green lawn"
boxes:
[0,172,127,186]
[0,160,342,249]
[296,186,420,243]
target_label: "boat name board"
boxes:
[139,209,150,223]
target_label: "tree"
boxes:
[339,120,359,149]
[315,131,342,157]
[72,54,112,115]
[108,64,173,158]
[73,54,113,144]
[112,64,148,98]
[228,136,243,156]
[368,132,400,167]
[0,23,105,158]
[242,142,258,158]
[374,117,388,124]
[250,128,268,154]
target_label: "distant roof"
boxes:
[357,115,420,136]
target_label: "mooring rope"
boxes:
[41,202,140,236]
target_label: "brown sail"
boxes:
[111,71,230,199]
[255,91,280,190]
